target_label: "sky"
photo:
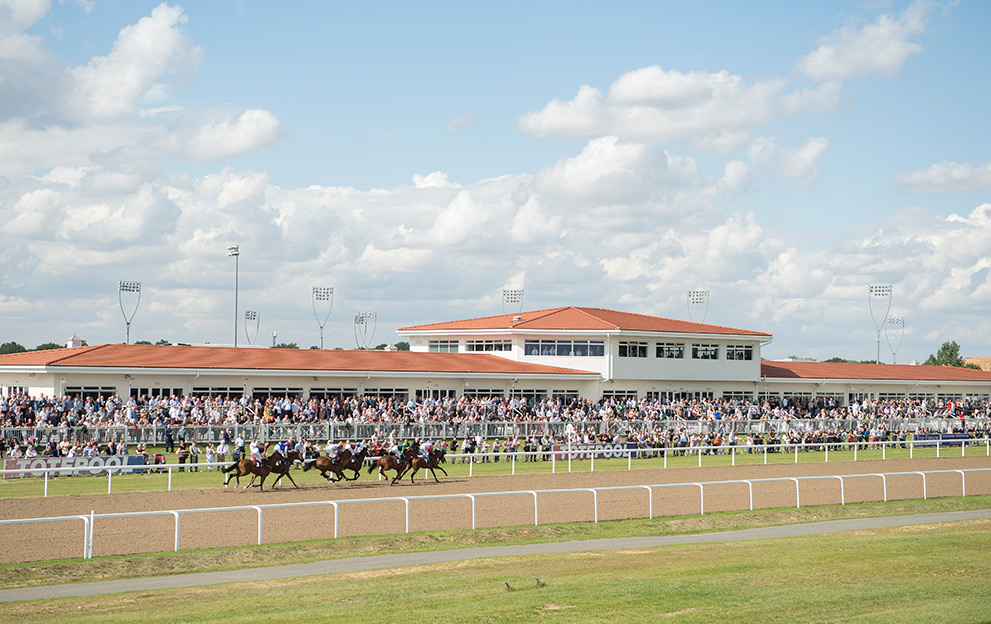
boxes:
[1,0,989,363]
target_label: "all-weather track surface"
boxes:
[2,508,990,603]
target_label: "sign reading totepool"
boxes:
[551,443,638,461]
[3,455,146,478]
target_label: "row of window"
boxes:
[619,341,753,361]
[430,339,754,360]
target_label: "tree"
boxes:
[34,342,62,351]
[134,340,153,345]
[0,342,27,354]
[155,339,171,346]
[373,343,388,350]
[923,341,981,369]
[273,342,299,349]
[395,341,410,351]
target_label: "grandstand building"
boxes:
[1,306,989,404]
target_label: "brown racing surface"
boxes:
[1,457,989,563]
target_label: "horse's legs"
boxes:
[281,470,299,488]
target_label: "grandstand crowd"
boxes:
[2,391,990,430]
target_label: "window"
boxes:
[309,387,358,399]
[465,340,511,352]
[618,341,648,358]
[692,344,719,360]
[524,340,604,356]
[721,391,754,400]
[363,388,409,400]
[64,386,122,399]
[725,345,753,360]
[462,388,504,398]
[428,340,458,353]
[656,342,685,359]
[602,390,638,400]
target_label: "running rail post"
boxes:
[252,506,263,545]
[170,511,180,552]
[588,489,598,523]
[746,480,753,511]
[795,445,798,464]
[466,494,476,530]
[89,509,95,558]
[76,515,90,559]
[530,491,539,526]
[792,477,800,508]
[590,453,594,473]
[957,470,966,497]
[874,474,887,502]
[44,470,49,497]
[404,498,410,533]
[107,466,113,494]
[168,467,173,491]
[628,448,632,471]
[835,476,845,505]
[641,485,653,519]
[330,501,339,538]
[916,471,927,500]
[469,455,473,477]
[695,483,704,515]
[664,448,668,469]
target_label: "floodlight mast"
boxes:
[227,245,240,348]
[885,316,904,364]
[244,310,259,345]
[353,312,377,349]
[502,288,524,315]
[312,286,335,349]
[868,284,892,364]
[117,281,141,344]
[687,289,709,323]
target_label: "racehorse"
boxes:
[267,449,304,489]
[404,448,448,484]
[304,447,368,482]
[367,451,410,485]
[221,449,303,490]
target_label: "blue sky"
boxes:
[2,0,990,363]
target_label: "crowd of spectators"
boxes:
[2,391,989,430]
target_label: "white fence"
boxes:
[2,467,988,561]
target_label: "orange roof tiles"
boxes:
[0,344,597,376]
[399,306,771,337]
[761,360,991,383]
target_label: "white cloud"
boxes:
[796,1,931,82]
[782,82,842,115]
[747,136,828,181]
[184,109,284,160]
[412,171,460,189]
[893,161,991,193]
[519,68,785,154]
[67,2,203,120]
[445,114,477,133]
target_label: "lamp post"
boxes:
[244,310,259,345]
[868,284,892,364]
[227,245,240,348]
[117,281,141,344]
[885,317,904,364]
[502,288,524,315]
[312,286,334,349]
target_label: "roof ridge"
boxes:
[516,307,572,326]
[568,307,621,330]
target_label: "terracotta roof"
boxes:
[398,306,771,337]
[0,344,597,376]
[762,360,991,383]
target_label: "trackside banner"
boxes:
[912,433,970,448]
[3,455,147,478]
[551,443,638,461]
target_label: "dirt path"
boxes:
[2,457,989,563]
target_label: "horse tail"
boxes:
[221,462,237,473]
[367,461,376,475]
[302,459,313,472]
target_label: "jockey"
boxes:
[249,439,264,468]
[420,438,434,462]
[388,441,401,459]
[329,441,345,464]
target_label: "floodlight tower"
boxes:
[868,284,892,364]
[244,310,260,345]
[687,289,710,323]
[353,312,377,349]
[117,281,141,344]
[502,288,524,315]
[885,317,905,365]
[227,244,240,348]
[312,286,335,349]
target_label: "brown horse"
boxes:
[268,449,304,488]
[304,447,368,482]
[367,452,410,485]
[221,449,303,490]
[404,448,448,484]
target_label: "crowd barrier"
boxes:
[2,467,988,561]
[2,417,988,449]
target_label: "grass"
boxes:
[2,510,989,622]
[2,443,989,499]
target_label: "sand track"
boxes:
[2,457,989,563]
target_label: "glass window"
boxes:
[656,343,685,359]
[725,345,753,360]
[428,340,458,353]
[619,341,648,358]
[692,344,719,360]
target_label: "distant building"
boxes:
[1,306,989,403]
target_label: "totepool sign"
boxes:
[551,443,638,461]
[3,455,146,478]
